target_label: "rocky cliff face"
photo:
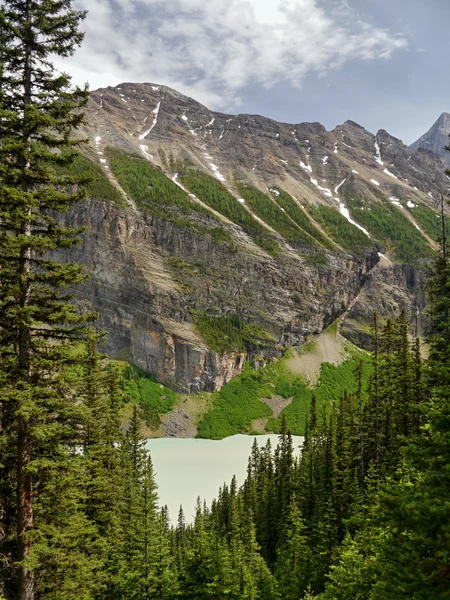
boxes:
[411,112,450,167]
[63,197,370,392]
[61,82,449,392]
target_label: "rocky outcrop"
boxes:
[341,257,427,348]
[411,112,450,167]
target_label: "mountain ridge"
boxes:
[58,81,449,392]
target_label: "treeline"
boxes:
[236,182,327,255]
[306,203,373,254]
[2,300,448,598]
[268,188,335,251]
[188,307,442,599]
[105,148,213,220]
[55,153,126,207]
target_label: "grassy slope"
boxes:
[196,327,372,439]
[346,196,432,262]
[180,170,280,255]
[112,362,177,429]
[105,323,371,440]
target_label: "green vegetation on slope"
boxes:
[196,364,274,439]
[236,182,324,250]
[270,187,336,250]
[194,313,273,354]
[407,202,449,242]
[346,196,432,262]
[112,361,176,429]
[307,203,373,253]
[180,170,280,256]
[56,152,126,207]
[105,148,214,221]
[197,340,372,439]
[266,353,372,435]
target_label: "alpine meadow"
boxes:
[0,1,449,599]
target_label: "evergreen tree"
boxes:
[369,208,450,598]
[80,350,126,597]
[323,202,450,598]
[0,1,90,598]
[274,498,311,599]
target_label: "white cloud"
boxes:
[56,0,407,109]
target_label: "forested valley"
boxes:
[1,1,449,598]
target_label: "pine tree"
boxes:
[120,405,152,596]
[323,201,450,598]
[274,498,311,599]
[370,204,450,598]
[0,1,90,598]
[80,350,126,597]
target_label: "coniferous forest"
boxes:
[0,1,449,599]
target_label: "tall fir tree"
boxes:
[0,1,93,598]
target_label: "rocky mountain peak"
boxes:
[411,112,450,166]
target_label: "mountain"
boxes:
[411,112,450,166]
[60,82,449,393]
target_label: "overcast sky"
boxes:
[57,0,449,144]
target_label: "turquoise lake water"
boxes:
[146,434,303,523]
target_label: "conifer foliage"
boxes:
[0,1,90,598]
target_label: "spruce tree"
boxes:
[370,204,450,598]
[274,498,311,599]
[323,200,450,598]
[0,2,91,597]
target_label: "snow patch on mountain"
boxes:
[389,197,402,208]
[209,163,226,182]
[374,141,384,165]
[139,101,161,140]
[310,178,333,198]
[334,178,346,195]
[338,204,370,237]
[383,168,398,179]
[140,145,153,160]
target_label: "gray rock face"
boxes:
[62,198,369,392]
[411,112,450,166]
[62,82,449,392]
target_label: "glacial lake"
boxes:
[146,434,304,523]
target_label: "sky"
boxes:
[56,0,450,145]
